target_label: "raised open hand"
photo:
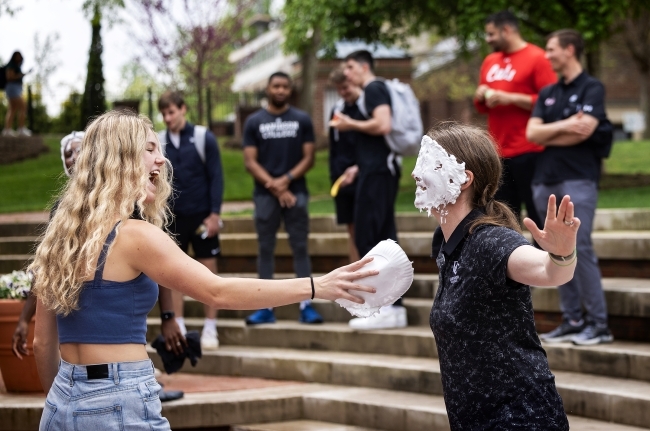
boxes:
[314,257,378,304]
[523,194,580,257]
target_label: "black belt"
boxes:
[86,364,110,379]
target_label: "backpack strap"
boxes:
[332,99,346,142]
[193,125,207,164]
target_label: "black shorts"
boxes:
[334,181,356,225]
[170,212,221,259]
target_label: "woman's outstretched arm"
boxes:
[507,195,580,287]
[121,220,377,310]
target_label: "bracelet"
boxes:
[286,172,294,181]
[549,249,577,266]
[310,276,315,300]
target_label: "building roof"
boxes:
[413,37,478,78]
[323,40,409,59]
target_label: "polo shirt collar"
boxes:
[561,70,587,88]
[441,209,483,256]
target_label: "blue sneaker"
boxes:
[246,308,276,325]
[300,304,324,324]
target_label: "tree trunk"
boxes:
[196,83,204,126]
[641,70,650,140]
[298,27,322,117]
[585,45,601,78]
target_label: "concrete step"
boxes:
[232,420,380,431]
[1,209,648,238]
[148,319,650,382]
[3,231,650,277]
[0,255,30,273]
[0,237,35,255]
[148,346,650,428]
[213,231,650,260]
[2,381,645,431]
[147,318,438,358]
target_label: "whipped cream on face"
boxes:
[412,135,467,222]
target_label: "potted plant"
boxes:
[0,271,43,392]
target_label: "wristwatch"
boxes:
[286,172,294,181]
[161,311,175,321]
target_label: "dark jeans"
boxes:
[253,193,311,279]
[497,153,543,229]
[532,180,608,325]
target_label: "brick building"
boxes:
[229,32,413,145]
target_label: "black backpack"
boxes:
[0,65,6,90]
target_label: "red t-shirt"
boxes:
[475,44,557,158]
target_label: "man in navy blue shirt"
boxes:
[242,72,323,325]
[526,29,613,345]
[158,91,224,350]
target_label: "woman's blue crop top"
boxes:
[56,222,158,344]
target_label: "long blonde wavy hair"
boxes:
[30,110,173,316]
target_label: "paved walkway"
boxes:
[0,201,255,223]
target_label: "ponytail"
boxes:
[470,198,522,234]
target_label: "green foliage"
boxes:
[604,141,650,174]
[51,91,83,134]
[80,6,107,129]
[282,0,415,58]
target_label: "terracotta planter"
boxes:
[0,299,43,392]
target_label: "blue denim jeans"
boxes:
[39,359,170,431]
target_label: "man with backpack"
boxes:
[333,49,422,330]
[158,90,224,351]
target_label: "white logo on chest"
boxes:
[486,64,517,82]
[450,261,460,283]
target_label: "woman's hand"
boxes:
[314,257,378,303]
[523,194,580,256]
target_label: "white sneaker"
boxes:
[348,305,408,330]
[1,128,16,137]
[200,329,219,351]
[18,127,32,136]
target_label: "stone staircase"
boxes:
[2,209,650,430]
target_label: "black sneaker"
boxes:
[571,324,614,346]
[539,320,585,343]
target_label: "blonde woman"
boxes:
[31,110,376,430]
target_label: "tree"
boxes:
[131,0,251,125]
[52,90,83,134]
[282,0,413,116]
[32,32,61,98]
[0,0,20,17]
[618,0,650,138]
[79,5,107,129]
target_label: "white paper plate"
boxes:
[336,239,414,317]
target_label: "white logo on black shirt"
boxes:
[569,94,578,102]
[259,118,300,139]
[545,98,556,106]
[583,105,593,112]
[450,261,460,283]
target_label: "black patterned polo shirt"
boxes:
[430,210,569,430]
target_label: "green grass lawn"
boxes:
[1,136,649,214]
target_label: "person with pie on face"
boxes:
[416,122,573,430]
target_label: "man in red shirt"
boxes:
[474,11,557,228]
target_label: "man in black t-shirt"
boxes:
[332,50,407,330]
[327,67,362,262]
[243,71,323,325]
[526,29,613,345]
